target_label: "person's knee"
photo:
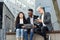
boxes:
[30,29,34,32]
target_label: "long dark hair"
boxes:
[15,12,26,25]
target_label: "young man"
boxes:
[36,6,53,40]
[24,9,38,40]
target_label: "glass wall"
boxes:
[4,0,60,31]
[4,0,35,18]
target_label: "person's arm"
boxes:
[26,17,30,24]
[24,19,28,24]
[44,12,51,24]
[34,15,39,20]
[36,17,42,23]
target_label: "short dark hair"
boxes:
[28,9,33,12]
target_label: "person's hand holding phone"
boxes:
[37,19,42,23]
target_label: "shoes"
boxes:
[46,35,51,40]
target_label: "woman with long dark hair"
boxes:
[15,12,27,40]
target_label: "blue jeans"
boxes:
[24,29,34,40]
[16,29,24,38]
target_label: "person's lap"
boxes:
[23,29,34,40]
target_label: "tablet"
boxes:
[24,24,33,29]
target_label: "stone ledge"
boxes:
[6,31,60,35]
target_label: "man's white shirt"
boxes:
[37,13,46,26]
[30,17,34,25]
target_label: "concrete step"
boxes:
[6,31,60,40]
[33,34,44,40]
[6,34,44,40]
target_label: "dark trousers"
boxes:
[35,26,49,40]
